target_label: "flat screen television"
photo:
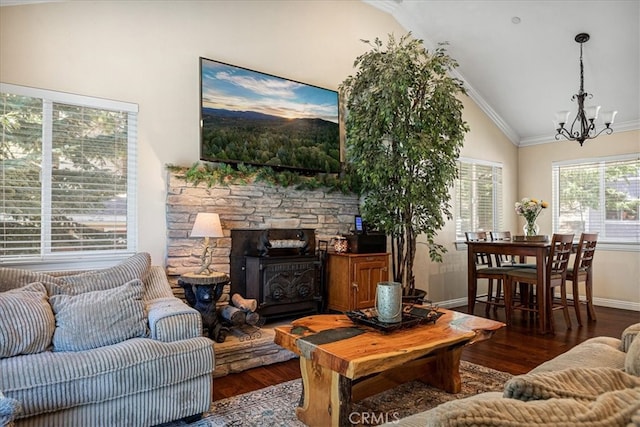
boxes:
[199,57,341,173]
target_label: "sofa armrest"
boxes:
[621,324,640,353]
[147,297,203,342]
[0,391,21,427]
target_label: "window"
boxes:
[552,154,640,245]
[455,158,503,240]
[1,83,138,266]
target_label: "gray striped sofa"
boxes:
[0,253,215,426]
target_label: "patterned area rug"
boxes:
[180,361,511,426]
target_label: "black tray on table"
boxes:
[345,304,444,333]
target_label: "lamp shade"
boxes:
[190,213,224,238]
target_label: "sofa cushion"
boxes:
[49,279,148,352]
[406,387,640,427]
[57,252,151,295]
[0,283,55,358]
[141,265,175,301]
[0,268,67,294]
[528,338,626,374]
[503,367,640,401]
[626,333,640,376]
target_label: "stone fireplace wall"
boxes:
[165,170,360,294]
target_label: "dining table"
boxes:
[466,238,555,334]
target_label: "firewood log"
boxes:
[220,305,246,325]
[231,293,258,312]
[245,311,260,326]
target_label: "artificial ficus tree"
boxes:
[340,33,469,293]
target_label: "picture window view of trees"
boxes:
[455,161,503,239]
[556,157,640,243]
[1,87,134,259]
[200,58,340,173]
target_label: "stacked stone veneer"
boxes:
[212,322,298,378]
[165,170,360,375]
[165,170,360,282]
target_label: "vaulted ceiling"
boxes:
[3,0,638,147]
[365,0,640,146]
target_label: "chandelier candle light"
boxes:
[190,212,224,275]
[515,198,548,237]
[554,33,617,146]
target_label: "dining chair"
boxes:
[465,231,516,315]
[566,232,598,326]
[504,233,575,334]
[489,231,535,268]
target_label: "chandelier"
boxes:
[554,33,617,146]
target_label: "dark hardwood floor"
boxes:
[212,304,639,401]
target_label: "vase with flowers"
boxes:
[515,198,549,237]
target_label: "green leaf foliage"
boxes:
[339,33,469,290]
[167,162,361,194]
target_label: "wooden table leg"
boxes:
[417,346,463,393]
[467,247,477,314]
[296,357,353,427]
[534,247,549,334]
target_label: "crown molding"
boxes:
[0,0,62,6]
[363,0,402,15]
[365,0,521,146]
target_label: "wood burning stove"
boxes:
[230,229,322,319]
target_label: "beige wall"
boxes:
[1,1,637,309]
[518,130,640,309]
[0,0,406,264]
[419,95,519,303]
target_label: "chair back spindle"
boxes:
[489,231,513,267]
[568,232,598,325]
[547,234,574,278]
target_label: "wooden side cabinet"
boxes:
[326,252,390,312]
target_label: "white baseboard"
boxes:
[434,296,640,312]
[591,297,640,312]
[433,297,468,309]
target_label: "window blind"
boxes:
[455,159,503,239]
[1,83,138,264]
[553,154,640,244]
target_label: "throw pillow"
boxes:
[503,367,640,401]
[621,323,640,353]
[0,282,55,358]
[0,268,68,295]
[58,252,151,295]
[49,279,148,352]
[625,333,640,376]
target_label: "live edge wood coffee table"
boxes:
[274,309,504,427]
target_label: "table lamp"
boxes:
[190,212,224,275]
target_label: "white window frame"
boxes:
[0,83,139,270]
[552,153,640,252]
[454,157,504,242]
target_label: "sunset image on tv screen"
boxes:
[200,57,341,173]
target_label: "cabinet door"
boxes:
[326,254,351,312]
[351,256,389,310]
